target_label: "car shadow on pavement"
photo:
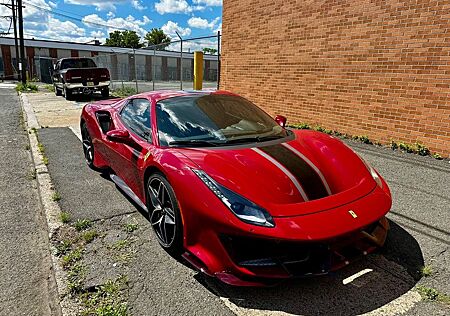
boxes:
[195,220,424,316]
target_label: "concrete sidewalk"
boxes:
[0,88,60,315]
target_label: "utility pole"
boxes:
[11,0,20,81]
[17,0,26,83]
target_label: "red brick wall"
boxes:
[221,0,450,157]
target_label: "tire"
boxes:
[146,173,183,256]
[55,85,62,96]
[64,86,73,100]
[81,121,95,169]
[101,88,109,98]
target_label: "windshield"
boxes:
[60,58,97,69]
[156,94,289,147]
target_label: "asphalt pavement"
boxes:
[0,88,60,315]
[37,125,450,315]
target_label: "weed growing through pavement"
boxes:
[52,192,61,201]
[80,275,129,316]
[62,248,83,269]
[15,82,38,93]
[59,211,71,224]
[55,240,72,256]
[74,219,93,231]
[416,286,450,305]
[82,230,99,243]
[421,265,433,277]
[112,239,131,251]
[27,169,36,180]
[123,223,138,233]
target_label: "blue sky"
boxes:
[0,0,222,47]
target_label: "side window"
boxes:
[120,98,152,141]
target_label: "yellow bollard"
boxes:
[193,51,203,90]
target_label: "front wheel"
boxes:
[146,173,183,256]
[64,87,73,100]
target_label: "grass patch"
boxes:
[82,230,99,243]
[43,84,55,92]
[67,263,85,294]
[37,142,45,154]
[59,211,71,224]
[16,82,38,93]
[352,135,372,144]
[80,276,129,316]
[112,239,131,251]
[111,87,137,98]
[52,191,61,202]
[122,223,138,233]
[416,286,450,305]
[420,265,433,277]
[75,219,93,232]
[55,240,72,256]
[42,156,49,165]
[62,248,83,269]
[27,169,37,180]
[432,153,443,160]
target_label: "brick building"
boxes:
[221,0,450,156]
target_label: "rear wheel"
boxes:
[55,85,62,96]
[101,88,109,98]
[81,122,95,169]
[146,173,183,256]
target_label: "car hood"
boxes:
[176,130,377,217]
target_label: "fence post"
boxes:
[133,49,138,93]
[152,48,155,91]
[193,51,203,90]
[175,31,183,90]
[217,31,221,90]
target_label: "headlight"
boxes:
[358,156,383,188]
[192,169,275,228]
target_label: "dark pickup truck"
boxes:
[52,57,110,100]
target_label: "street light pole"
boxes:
[11,0,20,82]
[17,0,26,83]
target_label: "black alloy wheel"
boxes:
[146,173,183,256]
[81,122,95,168]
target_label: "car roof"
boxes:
[132,90,238,103]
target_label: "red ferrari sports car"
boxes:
[80,90,391,286]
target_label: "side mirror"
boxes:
[275,115,287,128]
[106,129,130,143]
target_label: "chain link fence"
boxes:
[32,33,220,94]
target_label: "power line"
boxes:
[23,0,133,31]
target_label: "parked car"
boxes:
[80,90,392,286]
[52,57,110,100]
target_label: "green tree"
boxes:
[144,28,171,50]
[105,30,142,49]
[202,47,218,55]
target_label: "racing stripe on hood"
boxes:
[256,144,330,200]
[252,148,309,201]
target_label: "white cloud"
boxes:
[187,16,220,29]
[90,30,105,38]
[107,11,115,19]
[192,0,222,6]
[161,21,191,37]
[64,0,130,11]
[131,0,146,10]
[155,0,191,14]
[48,1,57,8]
[82,14,151,36]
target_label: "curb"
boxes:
[20,93,81,316]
